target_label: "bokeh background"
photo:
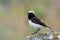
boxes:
[0,0,60,40]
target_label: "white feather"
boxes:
[28,11,35,14]
[28,20,43,29]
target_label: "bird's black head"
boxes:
[28,11,35,19]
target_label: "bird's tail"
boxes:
[45,26,54,34]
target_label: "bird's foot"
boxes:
[27,34,36,38]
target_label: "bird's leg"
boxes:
[31,28,40,35]
[29,28,40,37]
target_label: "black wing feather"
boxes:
[30,17,48,27]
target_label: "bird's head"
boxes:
[28,11,35,19]
[28,11,35,14]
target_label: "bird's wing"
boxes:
[30,17,53,32]
[30,17,48,27]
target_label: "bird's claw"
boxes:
[28,34,36,38]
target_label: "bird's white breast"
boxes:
[28,20,43,29]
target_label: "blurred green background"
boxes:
[0,0,60,40]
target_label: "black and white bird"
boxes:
[28,11,54,35]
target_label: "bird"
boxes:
[28,11,54,37]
